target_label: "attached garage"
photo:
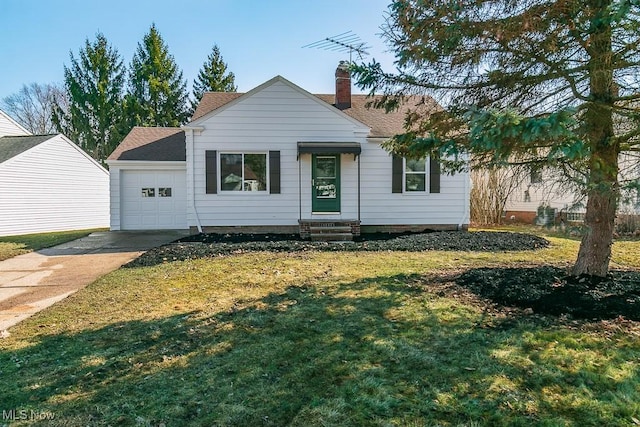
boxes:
[107,127,189,231]
[120,169,187,230]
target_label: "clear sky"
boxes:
[0,0,397,99]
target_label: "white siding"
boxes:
[109,165,122,230]
[0,110,30,137]
[190,78,470,228]
[505,178,579,214]
[190,79,369,227]
[619,152,640,214]
[359,141,469,226]
[108,162,187,230]
[0,135,109,236]
[504,153,640,216]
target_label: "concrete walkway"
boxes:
[0,230,189,332]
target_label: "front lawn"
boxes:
[0,229,106,261]
[1,231,639,426]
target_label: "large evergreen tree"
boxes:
[191,45,237,112]
[52,33,126,162]
[127,24,189,126]
[353,0,640,277]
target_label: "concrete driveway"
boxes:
[0,230,189,332]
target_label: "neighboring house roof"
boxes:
[107,127,186,161]
[0,134,55,164]
[194,91,438,138]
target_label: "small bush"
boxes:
[616,214,640,236]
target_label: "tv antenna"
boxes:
[302,31,371,62]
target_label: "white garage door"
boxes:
[121,170,188,230]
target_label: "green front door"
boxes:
[312,154,340,213]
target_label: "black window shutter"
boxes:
[269,151,281,194]
[392,155,403,193]
[205,150,217,194]
[429,155,441,193]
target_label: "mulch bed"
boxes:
[457,266,640,321]
[126,230,640,321]
[127,231,549,267]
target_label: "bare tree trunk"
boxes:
[573,183,617,277]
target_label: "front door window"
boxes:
[312,154,340,213]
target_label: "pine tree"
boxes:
[191,45,237,111]
[127,24,189,127]
[353,0,640,277]
[52,33,126,163]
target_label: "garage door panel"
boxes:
[120,170,187,230]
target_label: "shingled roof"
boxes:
[192,92,244,121]
[194,92,437,138]
[0,134,56,164]
[107,127,185,161]
[113,82,439,163]
[316,94,437,138]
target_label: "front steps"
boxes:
[299,220,361,242]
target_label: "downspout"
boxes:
[183,127,203,233]
[459,163,470,231]
[357,154,361,223]
[298,153,302,221]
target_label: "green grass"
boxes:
[0,229,106,261]
[1,231,639,426]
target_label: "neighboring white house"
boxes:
[503,167,584,224]
[0,109,30,137]
[503,158,640,225]
[107,64,470,238]
[0,110,110,237]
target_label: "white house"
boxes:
[107,64,470,239]
[0,109,30,137]
[0,110,110,237]
[503,168,584,224]
[503,158,640,225]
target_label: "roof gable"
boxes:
[107,127,185,161]
[189,75,371,133]
[0,135,55,164]
[0,134,108,174]
[0,109,31,137]
[191,83,437,138]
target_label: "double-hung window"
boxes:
[530,166,543,184]
[392,155,440,194]
[220,153,267,192]
[404,158,427,192]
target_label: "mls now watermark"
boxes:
[2,409,55,422]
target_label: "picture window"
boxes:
[220,153,267,192]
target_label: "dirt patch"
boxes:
[457,266,640,321]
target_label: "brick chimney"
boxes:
[335,61,351,110]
